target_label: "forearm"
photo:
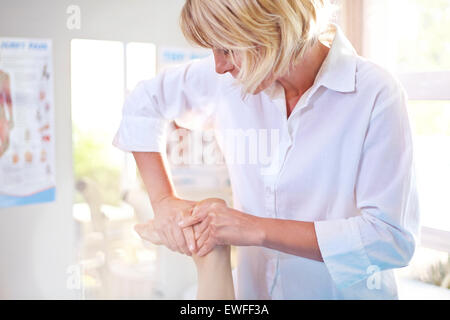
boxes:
[255,217,323,262]
[132,151,176,206]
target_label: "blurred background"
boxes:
[0,0,449,299]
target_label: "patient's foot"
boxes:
[135,220,235,300]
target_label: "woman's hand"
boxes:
[134,219,161,244]
[178,198,264,256]
[137,195,198,256]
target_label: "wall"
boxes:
[0,0,187,299]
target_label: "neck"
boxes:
[277,40,330,99]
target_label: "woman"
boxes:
[113,0,420,299]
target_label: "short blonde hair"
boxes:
[180,0,334,94]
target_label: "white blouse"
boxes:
[113,23,420,299]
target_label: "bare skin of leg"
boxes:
[135,221,235,300]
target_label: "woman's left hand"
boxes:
[178,198,264,256]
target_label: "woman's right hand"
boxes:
[137,195,198,256]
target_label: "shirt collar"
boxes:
[315,23,357,93]
[263,23,357,100]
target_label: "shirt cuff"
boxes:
[112,115,168,153]
[314,217,373,289]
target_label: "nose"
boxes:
[213,50,234,75]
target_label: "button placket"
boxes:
[262,127,293,217]
[261,95,294,296]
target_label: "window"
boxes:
[361,0,450,238]
[71,39,125,207]
[71,39,156,205]
[355,0,450,294]
[71,39,160,299]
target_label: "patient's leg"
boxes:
[192,245,235,300]
[135,221,235,300]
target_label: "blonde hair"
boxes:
[180,0,335,95]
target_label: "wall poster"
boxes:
[0,38,55,208]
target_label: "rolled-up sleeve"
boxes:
[314,81,421,289]
[112,54,219,153]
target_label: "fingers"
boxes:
[182,226,197,253]
[136,198,225,257]
[172,224,192,256]
[178,203,210,228]
[162,228,179,253]
[178,214,205,228]
[179,207,198,253]
[197,237,215,257]
[178,200,210,228]
[178,198,225,227]
[193,216,210,240]
[196,225,210,249]
[137,215,196,256]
